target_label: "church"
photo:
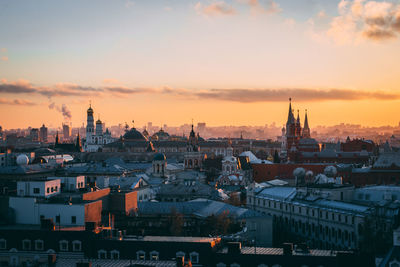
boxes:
[280,98,319,161]
[83,104,115,152]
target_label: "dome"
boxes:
[123,127,147,141]
[96,119,102,124]
[152,129,170,141]
[153,152,166,161]
[16,154,29,165]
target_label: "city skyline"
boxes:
[1,0,400,128]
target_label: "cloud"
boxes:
[0,98,36,106]
[106,87,156,95]
[2,79,400,104]
[238,0,281,15]
[325,0,400,44]
[1,56,8,61]
[163,87,400,103]
[195,1,236,16]
[0,48,6,53]
[48,102,72,120]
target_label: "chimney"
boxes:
[227,242,241,255]
[283,243,293,255]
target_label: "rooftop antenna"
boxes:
[132,120,135,128]
[89,100,92,108]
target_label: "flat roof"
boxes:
[124,235,220,243]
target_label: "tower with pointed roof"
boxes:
[86,102,95,142]
[295,109,302,137]
[302,109,311,138]
[184,121,203,170]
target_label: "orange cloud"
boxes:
[195,1,236,16]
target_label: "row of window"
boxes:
[251,197,356,224]
[97,250,199,263]
[0,239,81,252]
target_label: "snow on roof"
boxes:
[315,199,369,213]
[239,151,260,163]
[257,187,297,201]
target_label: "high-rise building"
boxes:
[30,128,39,142]
[39,124,48,143]
[62,123,71,141]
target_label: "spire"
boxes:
[55,131,59,145]
[286,98,295,125]
[304,109,309,129]
[296,109,300,124]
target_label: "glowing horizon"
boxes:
[1,0,400,129]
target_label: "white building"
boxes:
[247,184,371,250]
[17,180,61,198]
[48,176,85,192]
[84,104,115,152]
[9,197,101,226]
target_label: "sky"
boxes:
[1,0,400,129]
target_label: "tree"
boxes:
[273,150,281,163]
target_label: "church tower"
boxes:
[86,103,94,143]
[295,110,302,137]
[302,109,311,138]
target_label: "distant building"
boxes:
[83,104,115,152]
[39,124,48,143]
[62,123,71,141]
[29,128,39,142]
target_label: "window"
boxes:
[111,250,119,260]
[137,250,146,260]
[98,249,107,259]
[190,252,199,264]
[150,251,159,260]
[0,239,6,250]
[59,240,68,251]
[176,251,185,259]
[55,186,58,192]
[35,240,44,251]
[71,216,76,224]
[72,240,81,252]
[51,187,54,192]
[33,188,40,194]
[47,188,50,193]
[22,239,31,250]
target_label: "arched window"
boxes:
[22,239,31,250]
[190,252,199,264]
[34,240,44,251]
[59,240,68,251]
[176,251,185,258]
[111,250,119,260]
[98,249,107,259]
[137,250,145,260]
[150,251,159,260]
[0,239,6,250]
[72,240,81,252]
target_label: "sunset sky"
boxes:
[1,0,400,129]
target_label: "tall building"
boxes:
[62,123,71,141]
[281,99,318,161]
[84,104,114,152]
[29,128,39,142]
[39,124,48,143]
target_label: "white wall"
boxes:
[9,197,86,226]
[17,180,61,198]
[48,176,85,192]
